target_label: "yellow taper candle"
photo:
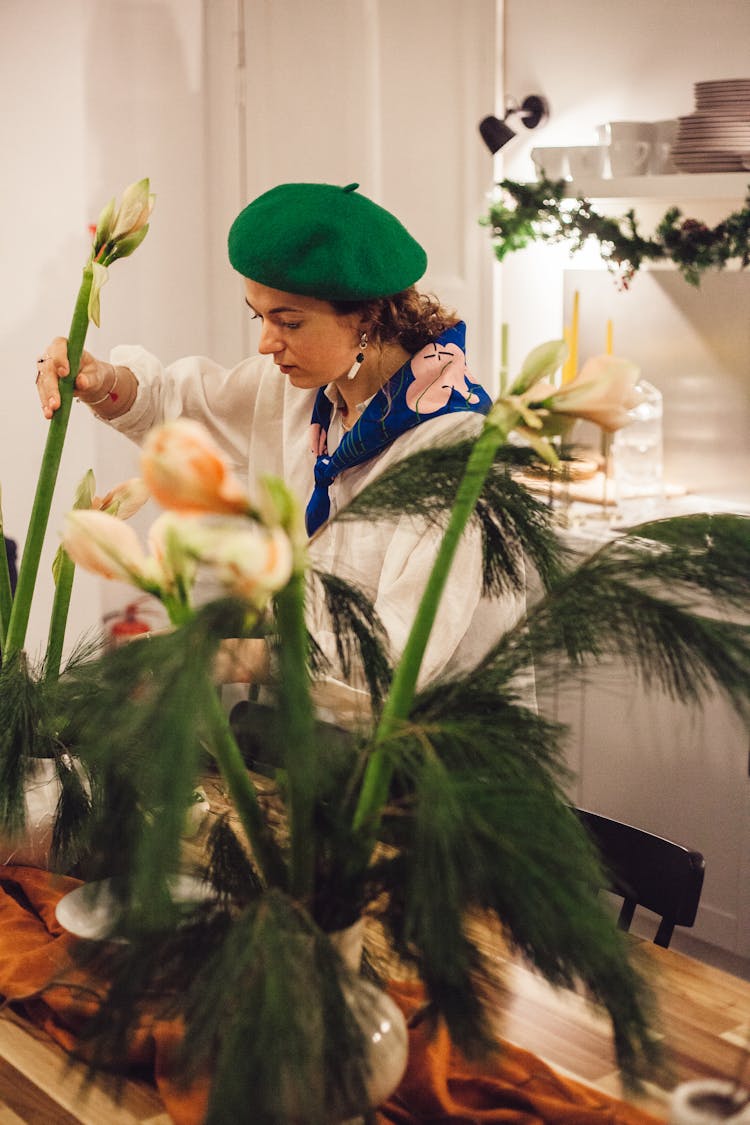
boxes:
[562,291,579,384]
[500,322,509,391]
[606,319,613,356]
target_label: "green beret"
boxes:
[227,182,427,301]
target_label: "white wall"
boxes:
[0,0,209,656]
[1,0,498,657]
[205,0,498,376]
[5,0,749,659]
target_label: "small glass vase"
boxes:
[329,919,409,1123]
[0,758,61,868]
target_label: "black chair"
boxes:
[575,807,705,948]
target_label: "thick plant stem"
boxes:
[275,572,317,902]
[4,267,93,658]
[352,419,512,834]
[203,682,287,890]
[45,551,75,681]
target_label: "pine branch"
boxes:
[204,815,264,903]
[353,415,522,837]
[517,516,750,718]
[366,716,659,1081]
[310,570,392,706]
[59,600,287,906]
[0,652,58,833]
[50,755,93,871]
[68,891,375,1124]
[333,438,566,597]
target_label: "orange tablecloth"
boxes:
[0,867,663,1124]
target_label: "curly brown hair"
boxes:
[331,288,459,354]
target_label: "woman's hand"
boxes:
[35,338,136,419]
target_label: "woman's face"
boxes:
[244,279,362,390]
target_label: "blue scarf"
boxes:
[305,321,491,535]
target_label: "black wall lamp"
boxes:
[479,94,550,154]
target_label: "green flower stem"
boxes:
[203,681,287,890]
[0,496,13,648]
[275,571,317,902]
[4,265,93,658]
[45,551,75,681]
[352,413,515,835]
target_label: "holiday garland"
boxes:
[481,176,750,288]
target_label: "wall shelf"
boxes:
[562,171,750,201]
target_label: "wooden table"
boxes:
[0,1007,169,1123]
[0,772,747,1123]
[499,939,750,1119]
[0,921,747,1123]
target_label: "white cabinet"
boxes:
[536,522,750,958]
[506,174,750,957]
[548,661,750,956]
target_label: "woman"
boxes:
[36,181,523,700]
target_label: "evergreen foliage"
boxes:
[39,429,750,1122]
[481,177,750,287]
[1,323,746,1124]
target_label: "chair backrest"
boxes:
[575,807,705,948]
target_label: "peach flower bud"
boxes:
[147,512,200,592]
[536,354,641,433]
[141,419,250,515]
[94,477,150,520]
[62,510,151,584]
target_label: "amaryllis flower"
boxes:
[93,477,150,520]
[535,354,641,432]
[488,343,641,466]
[62,510,158,586]
[202,523,293,603]
[160,514,294,607]
[92,178,155,260]
[88,179,156,326]
[147,511,200,594]
[53,472,151,590]
[141,420,250,516]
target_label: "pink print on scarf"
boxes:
[405,341,480,414]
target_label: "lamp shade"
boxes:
[479,115,517,154]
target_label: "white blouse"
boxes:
[108,345,527,702]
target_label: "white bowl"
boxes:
[530,146,569,180]
[566,145,607,179]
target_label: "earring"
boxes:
[346,331,368,380]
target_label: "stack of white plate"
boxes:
[671,79,750,172]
